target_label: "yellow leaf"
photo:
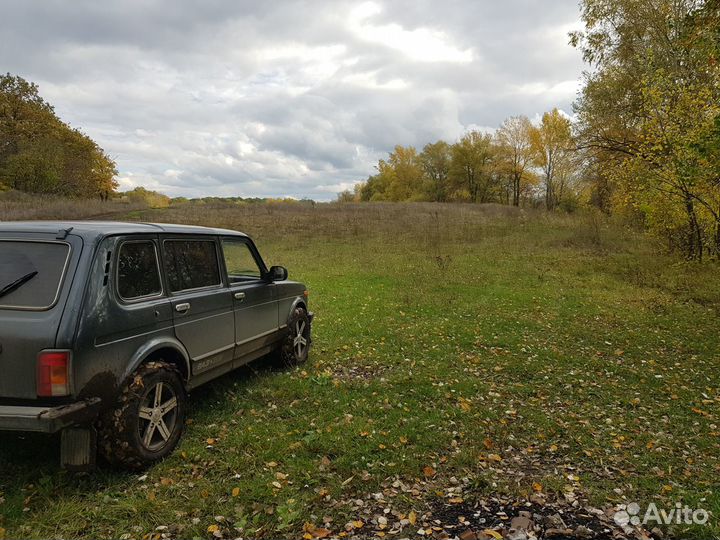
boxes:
[232,487,240,497]
[147,491,156,501]
[483,530,503,540]
[549,444,558,452]
[408,511,417,525]
[448,497,464,504]
[532,482,543,492]
[272,481,283,489]
[352,520,364,529]
[399,436,409,444]
[206,438,217,445]
[207,524,220,533]
[488,453,502,462]
[662,484,673,493]
[0,527,5,540]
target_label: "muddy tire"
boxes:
[98,361,186,470]
[276,306,311,367]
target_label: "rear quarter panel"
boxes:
[71,235,178,405]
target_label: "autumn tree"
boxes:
[0,73,117,198]
[496,115,535,206]
[572,0,720,258]
[530,109,573,210]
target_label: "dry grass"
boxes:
[0,190,146,221]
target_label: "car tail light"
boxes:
[37,350,70,397]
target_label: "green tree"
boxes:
[419,141,451,202]
[449,131,496,203]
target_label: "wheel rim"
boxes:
[293,319,308,359]
[137,382,178,451]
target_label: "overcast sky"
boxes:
[1,1,584,200]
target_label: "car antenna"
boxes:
[56,227,74,240]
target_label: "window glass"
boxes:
[164,240,220,292]
[117,241,162,300]
[222,239,262,281]
[0,241,70,309]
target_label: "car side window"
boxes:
[163,239,221,292]
[117,241,162,300]
[222,238,262,282]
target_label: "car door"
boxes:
[220,236,279,362]
[162,236,235,375]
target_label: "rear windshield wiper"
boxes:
[0,271,38,299]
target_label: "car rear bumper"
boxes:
[0,398,102,433]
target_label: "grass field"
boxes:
[0,202,719,539]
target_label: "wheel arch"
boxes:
[124,338,191,386]
[285,297,307,326]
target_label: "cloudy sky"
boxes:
[1,1,585,200]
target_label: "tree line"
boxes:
[344,0,720,261]
[339,109,580,211]
[0,73,117,199]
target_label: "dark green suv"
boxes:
[0,221,313,469]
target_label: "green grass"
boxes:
[0,203,718,539]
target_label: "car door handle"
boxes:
[175,302,191,313]
[234,292,246,301]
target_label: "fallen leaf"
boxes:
[483,529,503,540]
[352,520,364,529]
[423,466,436,478]
[231,487,240,497]
[0,527,5,540]
[532,482,543,492]
[207,524,220,533]
[408,511,417,525]
[272,481,283,489]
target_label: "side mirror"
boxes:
[267,265,288,281]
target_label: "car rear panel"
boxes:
[0,233,83,399]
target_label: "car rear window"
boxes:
[117,241,162,300]
[0,241,71,310]
[163,239,221,292]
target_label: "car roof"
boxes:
[0,221,248,240]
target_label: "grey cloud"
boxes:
[0,0,585,199]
